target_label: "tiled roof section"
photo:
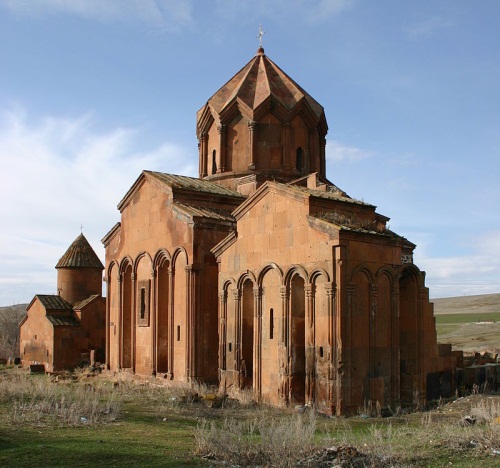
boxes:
[173,203,235,222]
[312,212,401,238]
[207,48,324,119]
[36,295,73,311]
[287,184,373,206]
[73,294,100,310]
[55,234,104,270]
[47,314,80,327]
[146,171,246,199]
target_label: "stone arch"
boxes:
[155,249,172,374]
[119,256,134,276]
[350,264,372,405]
[288,270,306,405]
[372,266,394,406]
[134,252,154,375]
[259,264,282,403]
[284,264,309,287]
[107,261,119,370]
[349,264,374,284]
[237,270,257,290]
[238,272,256,389]
[220,277,236,375]
[172,246,188,381]
[309,267,331,409]
[119,256,134,369]
[398,264,422,405]
[106,260,117,283]
[172,246,189,270]
[153,248,172,270]
[257,262,284,288]
[222,277,236,292]
[309,267,331,284]
[397,263,424,288]
[133,251,153,275]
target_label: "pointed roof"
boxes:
[55,234,104,270]
[198,47,326,130]
[31,294,73,311]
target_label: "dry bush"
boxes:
[194,411,318,467]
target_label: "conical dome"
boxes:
[203,47,325,125]
[196,48,328,191]
[56,234,104,270]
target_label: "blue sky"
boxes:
[1,0,499,305]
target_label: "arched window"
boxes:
[212,150,217,174]
[296,147,303,172]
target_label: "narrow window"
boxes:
[212,149,217,174]
[46,349,49,357]
[270,308,274,340]
[177,325,181,342]
[319,346,324,358]
[296,147,303,172]
[140,288,146,319]
[228,343,232,352]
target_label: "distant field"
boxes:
[433,293,500,354]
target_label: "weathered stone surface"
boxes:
[99,48,458,414]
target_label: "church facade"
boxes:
[103,48,458,414]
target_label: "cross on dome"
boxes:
[256,24,265,48]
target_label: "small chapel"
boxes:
[102,46,460,414]
[20,234,106,372]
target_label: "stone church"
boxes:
[20,234,106,372]
[103,47,459,414]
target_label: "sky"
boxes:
[1,0,499,305]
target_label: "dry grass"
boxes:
[0,367,119,426]
[194,394,500,466]
[194,410,318,467]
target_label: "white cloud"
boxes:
[415,231,500,298]
[405,16,456,39]
[1,0,193,30]
[326,139,374,162]
[0,107,196,305]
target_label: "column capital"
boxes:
[305,283,315,297]
[232,289,241,301]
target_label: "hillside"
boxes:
[433,293,500,355]
[433,292,500,315]
[0,304,27,359]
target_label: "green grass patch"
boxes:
[436,323,463,336]
[434,312,500,324]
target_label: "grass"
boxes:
[435,312,500,324]
[1,367,500,466]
